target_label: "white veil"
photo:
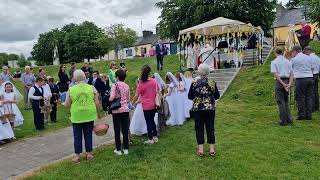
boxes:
[0,81,23,103]
[166,72,178,87]
[180,73,193,92]
[154,73,165,90]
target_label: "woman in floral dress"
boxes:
[188,64,220,157]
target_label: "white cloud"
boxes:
[0,0,160,56]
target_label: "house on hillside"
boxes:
[102,28,178,61]
[272,4,317,46]
[135,30,178,57]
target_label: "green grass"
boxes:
[23,55,320,179]
[12,55,180,139]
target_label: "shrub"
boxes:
[309,41,320,55]
[17,59,31,68]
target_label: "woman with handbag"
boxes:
[133,65,159,144]
[109,69,130,155]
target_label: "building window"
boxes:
[126,49,133,56]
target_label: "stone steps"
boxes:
[242,47,272,67]
[207,68,240,96]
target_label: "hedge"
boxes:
[309,40,320,55]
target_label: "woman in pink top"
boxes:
[109,69,130,155]
[133,65,159,144]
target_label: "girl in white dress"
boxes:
[180,72,193,118]
[1,82,24,129]
[130,79,158,136]
[164,72,186,126]
[0,111,14,142]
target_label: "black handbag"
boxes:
[110,83,121,110]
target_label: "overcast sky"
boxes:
[0,0,288,57]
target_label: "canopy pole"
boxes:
[179,43,182,72]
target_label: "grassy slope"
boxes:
[24,55,320,179]
[13,55,180,139]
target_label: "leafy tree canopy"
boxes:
[31,21,135,65]
[157,0,277,39]
[305,0,320,26]
[104,24,137,59]
[286,0,301,9]
[286,0,320,27]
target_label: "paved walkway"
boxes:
[0,116,114,180]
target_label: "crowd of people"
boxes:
[271,45,320,126]
[58,61,220,161]
[0,59,220,161]
[2,42,320,162]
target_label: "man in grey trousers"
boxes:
[291,45,314,120]
[304,46,320,112]
[271,47,293,126]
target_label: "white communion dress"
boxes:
[166,83,186,126]
[182,78,193,118]
[0,118,14,140]
[130,103,158,136]
[2,92,24,127]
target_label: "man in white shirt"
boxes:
[291,45,314,120]
[28,77,45,130]
[271,47,293,126]
[304,46,320,111]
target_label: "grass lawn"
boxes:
[12,55,180,139]
[23,55,320,179]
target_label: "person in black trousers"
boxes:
[270,47,294,126]
[155,40,165,71]
[133,65,159,144]
[188,64,220,157]
[109,70,130,155]
[58,65,70,93]
[48,77,59,123]
[94,74,110,111]
[304,46,320,112]
[291,45,314,120]
[28,77,45,130]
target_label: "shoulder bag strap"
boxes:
[115,83,121,100]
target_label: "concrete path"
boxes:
[0,116,114,180]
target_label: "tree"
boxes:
[96,36,111,59]
[286,0,320,27]
[156,0,277,39]
[305,0,320,25]
[17,59,31,67]
[32,21,112,64]
[19,53,26,61]
[286,0,301,9]
[105,24,137,59]
[0,53,9,62]
[0,56,6,67]
[63,21,108,62]
[31,29,62,65]
[8,54,19,61]
[27,56,34,61]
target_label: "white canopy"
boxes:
[179,17,263,36]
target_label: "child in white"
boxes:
[180,72,193,118]
[1,82,24,128]
[164,72,186,126]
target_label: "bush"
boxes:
[309,41,320,55]
[17,59,31,68]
